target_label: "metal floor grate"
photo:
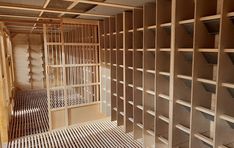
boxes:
[9,89,49,140]
[8,119,142,148]
[8,90,142,147]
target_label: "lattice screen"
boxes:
[43,19,100,129]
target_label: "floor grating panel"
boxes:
[8,89,142,147]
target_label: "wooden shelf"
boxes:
[158,115,169,123]
[200,14,221,21]
[198,48,219,53]
[160,22,171,27]
[147,25,156,30]
[195,106,215,117]
[158,136,169,145]
[128,117,134,122]
[194,133,213,146]
[101,2,233,147]
[146,70,155,74]
[178,48,193,52]
[137,123,144,129]
[159,71,170,77]
[146,109,155,116]
[158,94,170,101]
[220,114,234,124]
[159,48,171,52]
[136,105,143,110]
[179,19,194,25]
[128,101,134,105]
[175,124,190,134]
[176,99,191,108]
[146,129,155,136]
[146,89,155,95]
[177,74,192,81]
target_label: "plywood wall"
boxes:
[12,34,45,90]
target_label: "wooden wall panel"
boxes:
[12,34,45,90]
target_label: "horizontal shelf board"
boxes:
[119,81,124,84]
[198,48,219,53]
[146,69,155,74]
[176,99,191,108]
[159,48,171,52]
[136,68,143,72]
[178,48,193,52]
[146,48,156,51]
[128,66,133,70]
[218,145,229,148]
[128,48,134,51]
[113,64,117,67]
[136,123,144,129]
[128,29,133,32]
[112,79,117,82]
[128,100,133,105]
[113,32,116,35]
[136,87,143,91]
[227,12,234,17]
[195,106,215,117]
[179,19,194,24]
[160,22,171,27]
[158,135,169,145]
[158,115,169,123]
[224,48,234,53]
[120,111,124,116]
[128,117,134,122]
[194,133,213,146]
[177,74,192,81]
[158,94,170,101]
[146,129,155,136]
[119,48,124,51]
[113,93,117,96]
[136,105,143,110]
[146,109,155,116]
[197,78,217,85]
[175,124,190,134]
[119,31,124,34]
[146,89,155,95]
[137,27,144,31]
[220,114,234,124]
[128,84,133,88]
[119,65,124,68]
[147,25,156,29]
[222,82,234,89]
[200,14,221,21]
[136,48,143,51]
[159,71,170,77]
[119,96,124,101]
[113,48,117,51]
[113,107,117,111]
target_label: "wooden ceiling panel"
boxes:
[0,0,46,7]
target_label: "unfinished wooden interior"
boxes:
[0,0,234,148]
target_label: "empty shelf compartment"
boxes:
[175,124,190,134]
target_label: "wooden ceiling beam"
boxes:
[58,1,79,17]
[0,14,60,20]
[64,0,141,9]
[0,2,110,18]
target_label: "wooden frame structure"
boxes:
[43,18,101,130]
[100,0,234,147]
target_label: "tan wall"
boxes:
[12,34,45,90]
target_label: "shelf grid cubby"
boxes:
[100,0,234,147]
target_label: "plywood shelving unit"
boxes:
[100,0,234,147]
